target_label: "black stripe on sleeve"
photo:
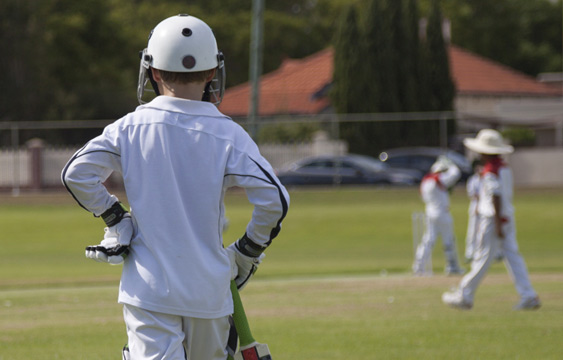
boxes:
[61,148,121,213]
[248,158,289,244]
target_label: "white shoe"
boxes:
[514,296,541,310]
[442,291,473,310]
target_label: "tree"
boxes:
[332,4,375,155]
[432,0,562,76]
[364,0,401,114]
[425,0,454,112]
[0,1,52,122]
[331,0,456,154]
[44,0,138,120]
[403,0,424,112]
[423,0,456,144]
[331,5,364,114]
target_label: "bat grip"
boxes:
[230,280,256,348]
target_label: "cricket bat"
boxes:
[228,280,272,360]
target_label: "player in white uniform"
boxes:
[62,15,289,359]
[464,161,504,264]
[442,129,540,310]
[412,156,464,275]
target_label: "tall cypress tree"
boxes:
[331,5,364,114]
[403,0,422,112]
[356,0,400,155]
[389,0,421,146]
[425,0,455,112]
[424,0,456,144]
[402,0,431,145]
[331,0,457,152]
[364,0,400,113]
[331,5,372,155]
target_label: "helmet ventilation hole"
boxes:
[182,55,196,69]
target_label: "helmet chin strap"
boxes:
[147,68,161,96]
[201,82,212,102]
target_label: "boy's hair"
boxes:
[157,69,215,84]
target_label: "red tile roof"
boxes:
[219,45,561,117]
[449,46,561,97]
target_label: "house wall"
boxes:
[455,94,563,147]
[508,148,563,188]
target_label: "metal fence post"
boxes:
[11,125,20,196]
[27,138,45,191]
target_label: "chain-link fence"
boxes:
[1,112,562,192]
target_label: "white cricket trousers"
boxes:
[413,213,460,273]
[459,216,537,303]
[123,304,230,360]
[464,202,479,260]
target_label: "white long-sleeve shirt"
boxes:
[420,165,461,218]
[62,96,289,318]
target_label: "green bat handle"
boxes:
[230,280,256,347]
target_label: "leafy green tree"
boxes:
[430,0,562,76]
[44,0,138,120]
[0,0,52,122]
[258,122,320,143]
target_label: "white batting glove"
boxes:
[227,234,266,290]
[85,202,134,265]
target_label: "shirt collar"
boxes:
[137,96,229,119]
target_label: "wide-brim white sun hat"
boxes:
[463,129,514,155]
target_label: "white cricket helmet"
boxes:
[137,14,225,105]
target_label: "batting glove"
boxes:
[227,234,266,290]
[85,202,134,265]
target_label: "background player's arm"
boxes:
[493,195,504,238]
[439,162,461,189]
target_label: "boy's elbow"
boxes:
[61,163,76,188]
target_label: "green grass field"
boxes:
[1,187,562,359]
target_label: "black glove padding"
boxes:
[85,241,129,265]
[85,213,133,265]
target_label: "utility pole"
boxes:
[248,0,264,139]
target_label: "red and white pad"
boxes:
[234,342,272,360]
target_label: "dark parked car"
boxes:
[276,154,422,186]
[378,147,472,181]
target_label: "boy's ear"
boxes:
[151,68,162,82]
[206,68,216,82]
